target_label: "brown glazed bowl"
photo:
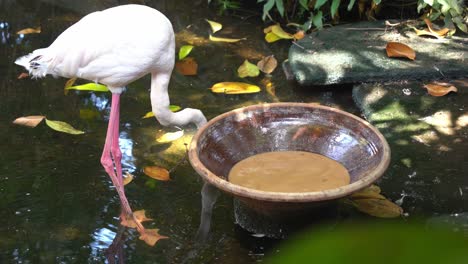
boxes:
[188,103,390,218]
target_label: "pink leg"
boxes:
[101,93,145,233]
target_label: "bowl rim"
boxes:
[188,102,391,202]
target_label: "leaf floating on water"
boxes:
[17,72,29,79]
[352,198,403,218]
[205,19,222,34]
[210,82,261,94]
[350,184,386,200]
[121,209,153,228]
[13,115,45,127]
[142,106,181,119]
[175,57,198,76]
[139,228,168,247]
[16,26,41,34]
[209,34,245,43]
[385,42,416,60]
[423,83,458,97]
[64,77,78,95]
[156,130,184,143]
[143,166,170,181]
[142,112,154,119]
[257,55,278,74]
[237,60,260,78]
[178,45,194,60]
[123,172,134,186]
[66,83,109,92]
[45,119,85,135]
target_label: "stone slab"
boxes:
[289,21,468,86]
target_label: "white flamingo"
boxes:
[15,4,207,238]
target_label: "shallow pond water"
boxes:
[1,1,466,263]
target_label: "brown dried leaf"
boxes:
[424,18,449,37]
[175,57,198,76]
[293,30,305,40]
[257,55,278,74]
[17,72,29,79]
[121,209,153,228]
[424,83,458,97]
[13,115,45,127]
[352,198,403,218]
[386,42,416,60]
[123,172,134,186]
[139,229,168,246]
[143,166,170,181]
[16,26,41,35]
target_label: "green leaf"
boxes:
[45,119,85,135]
[299,0,309,9]
[66,83,109,92]
[347,0,356,11]
[263,0,275,20]
[314,0,327,10]
[312,11,323,29]
[237,60,260,78]
[178,45,194,60]
[331,0,341,17]
[275,0,285,17]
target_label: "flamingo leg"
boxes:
[101,93,145,233]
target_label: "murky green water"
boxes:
[1,1,466,263]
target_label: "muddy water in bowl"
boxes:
[229,151,350,192]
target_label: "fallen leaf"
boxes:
[350,184,386,200]
[45,119,85,135]
[156,130,184,143]
[143,166,170,181]
[64,77,78,95]
[263,25,274,34]
[210,82,261,94]
[386,42,416,60]
[257,55,278,74]
[178,45,194,60]
[237,60,260,78]
[16,26,41,35]
[271,24,294,39]
[139,229,168,246]
[423,83,458,97]
[205,19,222,34]
[352,198,403,218]
[265,32,282,43]
[121,209,153,228]
[424,18,449,37]
[13,115,45,127]
[66,83,109,92]
[175,57,198,76]
[123,172,134,186]
[17,72,29,79]
[293,30,305,40]
[142,106,181,119]
[209,34,245,43]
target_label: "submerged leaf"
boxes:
[178,45,194,60]
[123,172,134,186]
[386,42,416,60]
[257,55,278,74]
[205,19,223,33]
[13,115,45,127]
[352,198,403,218]
[45,119,85,135]
[423,83,458,97]
[16,26,41,34]
[143,166,170,181]
[175,57,198,76]
[156,130,184,143]
[66,83,109,92]
[139,229,168,246]
[209,34,245,43]
[210,82,261,94]
[237,60,260,78]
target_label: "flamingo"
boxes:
[15,4,207,238]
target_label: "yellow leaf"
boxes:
[257,55,278,74]
[142,106,181,119]
[210,82,261,94]
[156,130,184,143]
[123,172,134,186]
[265,32,282,43]
[64,77,77,95]
[271,24,294,39]
[209,34,245,43]
[263,25,274,34]
[66,83,109,92]
[13,115,45,127]
[45,119,85,135]
[237,60,260,78]
[423,83,458,97]
[205,19,223,34]
[121,209,153,228]
[385,42,416,60]
[143,166,170,181]
[16,26,41,35]
[352,198,403,218]
[142,112,155,119]
[139,229,168,247]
